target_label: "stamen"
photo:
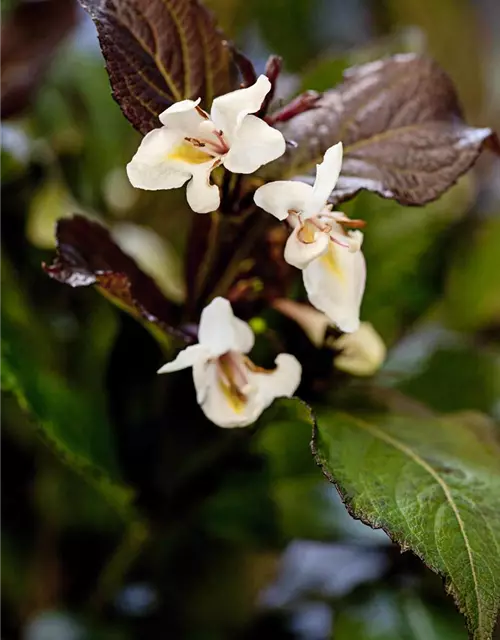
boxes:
[217,352,252,411]
[213,129,230,154]
[195,105,210,119]
[330,236,350,249]
[336,218,367,229]
[185,137,206,148]
[183,132,228,158]
[243,355,274,374]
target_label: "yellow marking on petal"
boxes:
[219,379,246,413]
[218,356,247,413]
[321,242,344,280]
[168,142,212,164]
[298,220,317,243]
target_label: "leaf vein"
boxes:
[351,416,483,631]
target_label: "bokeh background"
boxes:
[2,0,500,638]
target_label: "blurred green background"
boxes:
[2,0,500,638]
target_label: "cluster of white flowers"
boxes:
[127,76,383,427]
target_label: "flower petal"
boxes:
[159,98,206,133]
[333,322,386,376]
[192,353,301,428]
[272,299,330,348]
[302,239,366,333]
[190,358,213,406]
[254,180,314,221]
[210,75,271,141]
[186,164,220,213]
[126,127,191,191]
[248,353,302,407]
[222,115,286,174]
[284,224,330,269]
[198,297,253,356]
[157,344,208,374]
[191,358,247,427]
[233,317,255,354]
[303,142,343,219]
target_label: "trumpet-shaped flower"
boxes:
[272,299,386,376]
[127,76,285,214]
[157,297,301,428]
[332,322,386,377]
[254,143,366,333]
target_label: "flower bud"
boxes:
[331,323,386,376]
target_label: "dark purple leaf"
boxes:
[79,0,236,134]
[263,54,499,206]
[225,43,256,88]
[43,215,185,338]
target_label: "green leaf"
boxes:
[1,261,135,521]
[80,0,236,134]
[312,412,500,639]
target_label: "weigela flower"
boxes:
[127,76,286,214]
[332,322,386,377]
[157,297,301,428]
[272,299,386,376]
[254,143,366,333]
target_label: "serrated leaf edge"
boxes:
[311,413,489,640]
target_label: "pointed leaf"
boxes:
[312,411,500,639]
[264,54,499,206]
[43,215,186,344]
[1,260,135,520]
[79,0,236,134]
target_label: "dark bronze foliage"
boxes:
[264,54,499,205]
[43,216,181,335]
[79,0,236,134]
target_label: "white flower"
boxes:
[272,299,385,376]
[254,143,366,333]
[332,322,386,376]
[127,76,286,214]
[157,297,301,428]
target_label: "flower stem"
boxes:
[192,210,221,307]
[211,212,267,299]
